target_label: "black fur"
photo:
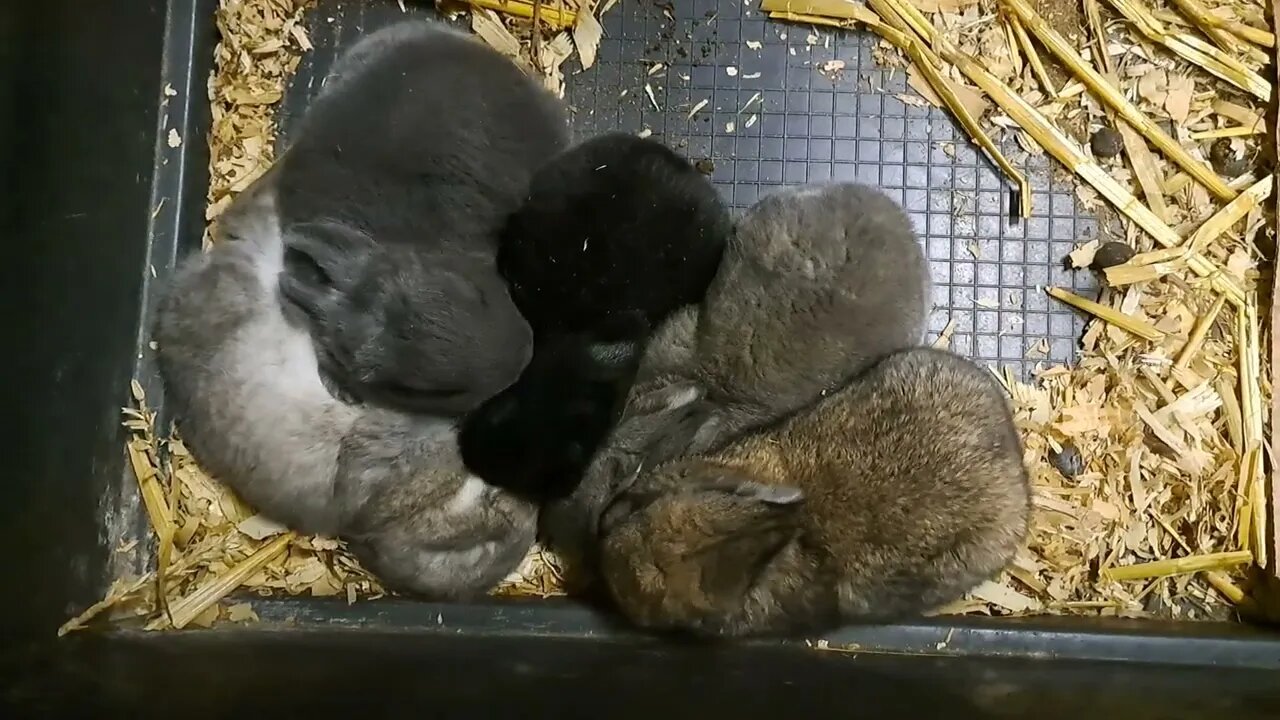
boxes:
[497,132,731,335]
[459,133,732,502]
[458,330,643,502]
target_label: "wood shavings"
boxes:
[644,83,661,111]
[933,317,959,349]
[766,0,1272,618]
[818,59,846,78]
[72,0,1272,631]
[572,1,603,70]
[471,8,523,59]
[204,0,311,224]
[69,1,592,633]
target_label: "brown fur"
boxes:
[598,348,1030,637]
[540,183,929,574]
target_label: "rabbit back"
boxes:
[695,183,930,419]
[498,133,730,335]
[274,20,569,249]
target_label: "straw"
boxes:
[1102,551,1254,581]
[1102,0,1271,100]
[1046,287,1164,341]
[999,0,1236,201]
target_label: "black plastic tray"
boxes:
[5,0,1280,716]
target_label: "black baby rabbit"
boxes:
[458,133,732,502]
[154,183,537,598]
[597,348,1031,637]
[266,20,569,415]
[540,182,930,570]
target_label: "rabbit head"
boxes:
[498,132,730,335]
[280,221,533,415]
[597,464,816,634]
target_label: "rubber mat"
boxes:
[285,0,1100,379]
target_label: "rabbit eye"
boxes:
[380,381,466,401]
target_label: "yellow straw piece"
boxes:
[149,533,296,630]
[1102,551,1254,581]
[464,0,577,30]
[1046,287,1164,341]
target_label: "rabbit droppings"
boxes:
[270,20,570,415]
[596,348,1031,637]
[540,182,930,572]
[458,134,731,502]
[154,184,537,598]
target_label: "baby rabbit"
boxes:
[267,20,570,415]
[537,310,717,580]
[495,133,731,334]
[692,182,932,437]
[597,348,1031,637]
[457,134,732,502]
[154,183,537,598]
[540,182,930,568]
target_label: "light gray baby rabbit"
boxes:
[596,348,1031,637]
[268,20,569,415]
[154,183,537,598]
[540,183,931,575]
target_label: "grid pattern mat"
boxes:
[284,0,1100,378]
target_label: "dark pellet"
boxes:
[1090,127,1123,158]
[1091,241,1136,270]
[1050,444,1084,479]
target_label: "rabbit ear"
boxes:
[698,478,804,506]
[282,221,377,289]
[691,477,803,602]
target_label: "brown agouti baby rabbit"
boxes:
[540,183,931,572]
[596,348,1030,637]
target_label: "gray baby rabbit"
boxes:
[540,183,931,570]
[597,348,1031,637]
[154,184,537,597]
[693,182,931,436]
[269,20,569,414]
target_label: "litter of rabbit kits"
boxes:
[63,0,1275,635]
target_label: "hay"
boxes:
[771,0,1273,620]
[62,0,610,635]
[66,0,1274,634]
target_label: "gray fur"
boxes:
[598,348,1031,636]
[266,20,569,414]
[154,186,537,598]
[540,182,930,573]
[692,182,931,436]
